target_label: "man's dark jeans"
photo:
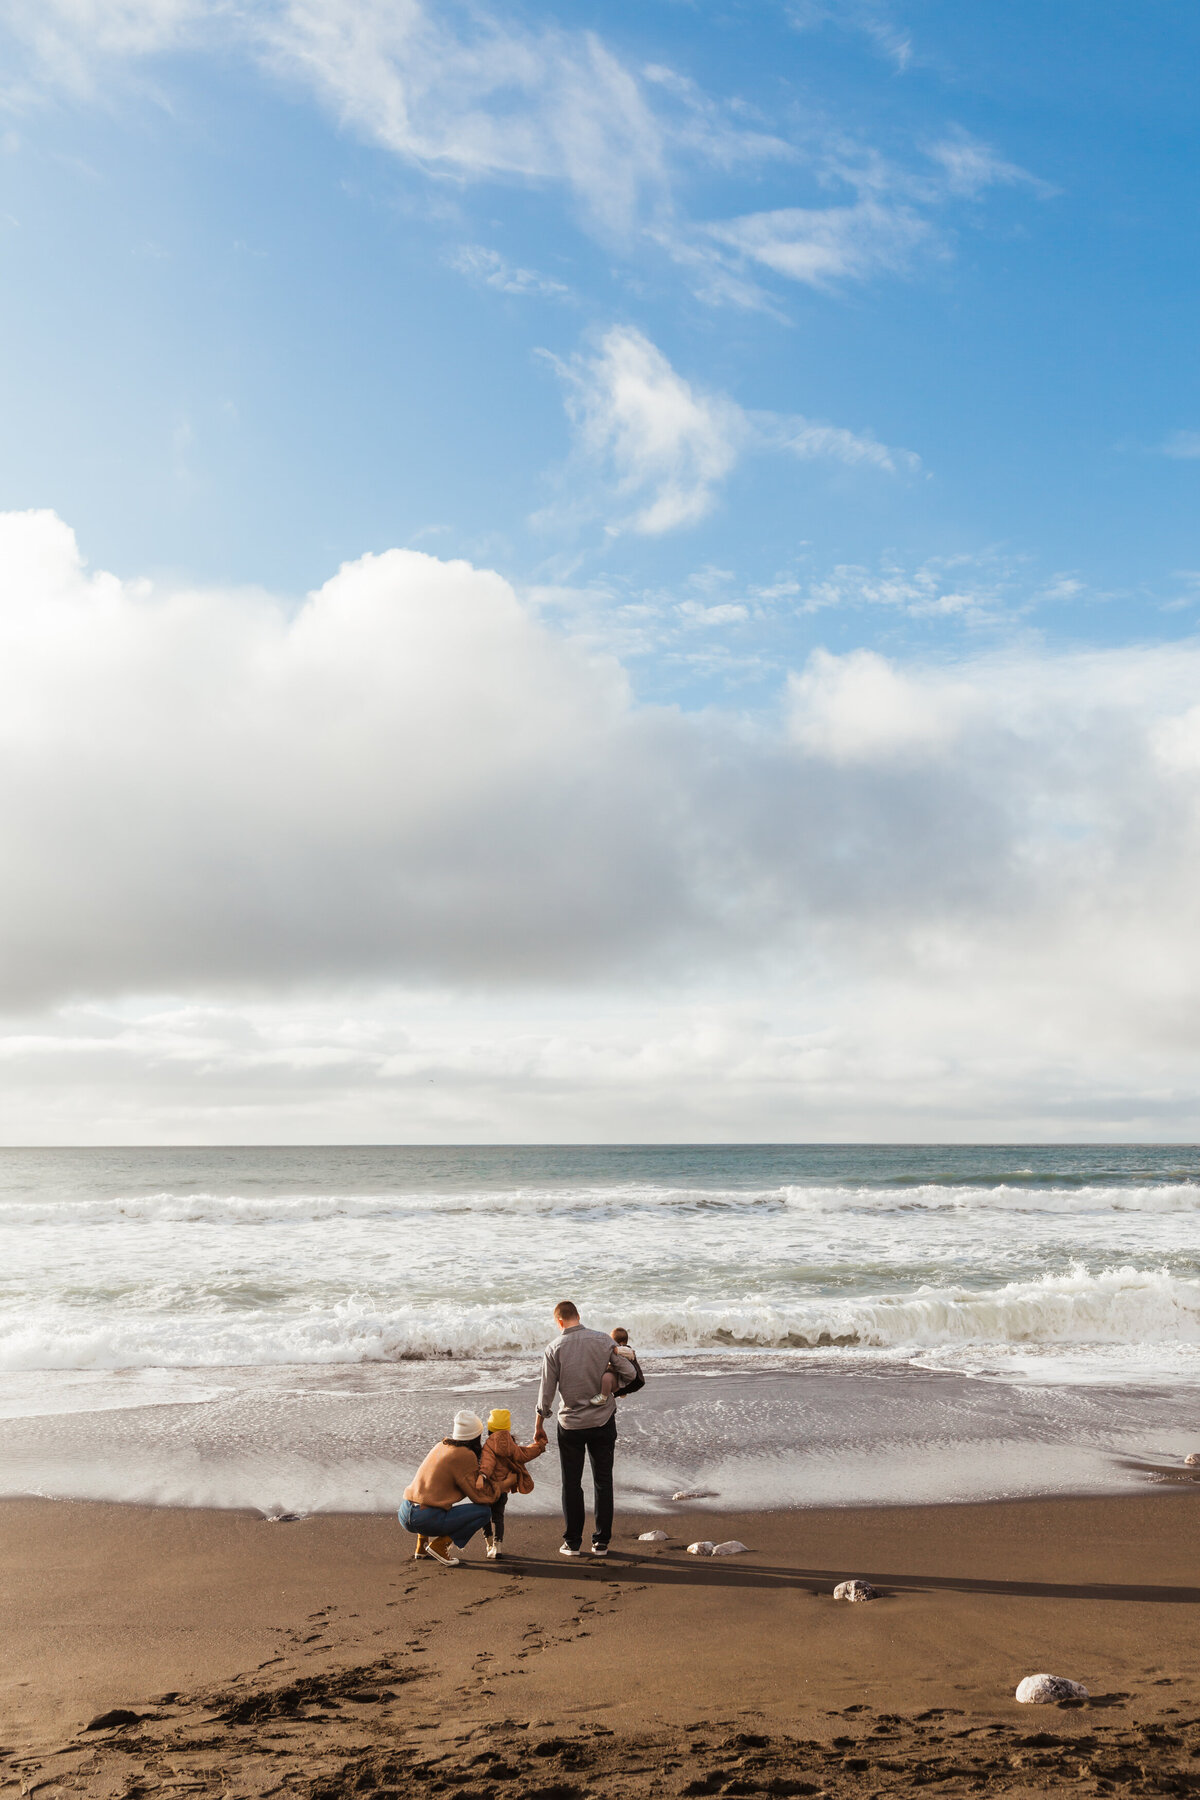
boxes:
[557,1413,616,1549]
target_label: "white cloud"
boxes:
[255,3,671,238]
[757,412,919,475]
[448,244,567,298]
[925,131,1050,199]
[699,131,1047,296]
[708,196,933,288]
[545,326,917,535]
[0,0,1045,308]
[797,553,1016,620]
[7,511,1200,1132]
[546,327,745,535]
[788,648,971,762]
[0,0,210,99]
[0,0,780,241]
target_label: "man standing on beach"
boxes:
[536,1300,629,1558]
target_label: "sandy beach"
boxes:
[5,1490,1200,1798]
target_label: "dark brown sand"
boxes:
[4,1492,1200,1799]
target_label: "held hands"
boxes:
[534,1414,548,1445]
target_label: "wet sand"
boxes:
[4,1491,1200,1797]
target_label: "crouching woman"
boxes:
[398,1410,498,1565]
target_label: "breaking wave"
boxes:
[4,1179,1200,1228]
[1,1265,1196,1370]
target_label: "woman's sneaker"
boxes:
[424,1536,460,1566]
[412,1534,430,1561]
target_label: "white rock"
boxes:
[687,1540,716,1556]
[711,1540,749,1555]
[638,1530,670,1542]
[1185,1452,1200,1467]
[832,1579,878,1602]
[1015,1674,1089,1704]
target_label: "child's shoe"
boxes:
[486,1536,502,1559]
[588,1393,606,1405]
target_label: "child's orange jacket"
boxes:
[479,1428,546,1495]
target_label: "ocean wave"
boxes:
[780,1181,1200,1215]
[4,1177,1200,1228]
[1,1266,1197,1369]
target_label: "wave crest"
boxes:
[0,1265,1195,1369]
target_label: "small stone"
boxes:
[687,1540,716,1555]
[672,1489,716,1501]
[711,1540,749,1555]
[832,1579,878,1602]
[1015,1674,1089,1704]
[1185,1453,1200,1467]
[638,1530,670,1541]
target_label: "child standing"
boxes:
[478,1408,547,1558]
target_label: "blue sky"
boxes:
[2,1,1200,1140]
[5,1,1199,670]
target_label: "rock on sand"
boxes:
[711,1540,749,1555]
[687,1541,716,1555]
[1185,1452,1200,1467]
[832,1579,878,1602]
[638,1531,670,1542]
[1015,1674,1089,1703]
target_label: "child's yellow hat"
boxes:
[486,1407,511,1432]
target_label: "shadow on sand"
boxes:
[489,1549,1200,1606]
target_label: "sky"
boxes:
[1,0,1199,1142]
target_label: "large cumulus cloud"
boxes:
[4,507,1200,1087]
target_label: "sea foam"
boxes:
[0,1265,1196,1369]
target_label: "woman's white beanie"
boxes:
[450,1410,484,1441]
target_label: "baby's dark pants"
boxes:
[489,1492,508,1541]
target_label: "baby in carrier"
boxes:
[478,1407,547,1559]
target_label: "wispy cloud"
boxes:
[544,326,918,536]
[546,326,745,535]
[794,551,1030,622]
[789,0,914,71]
[691,130,1050,299]
[1159,431,1200,460]
[707,196,933,289]
[1,0,782,242]
[448,244,567,298]
[1,0,1046,309]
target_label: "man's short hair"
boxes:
[554,1299,580,1322]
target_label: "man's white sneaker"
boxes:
[559,1542,584,1557]
[590,1543,609,1557]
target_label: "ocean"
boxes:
[3,1143,1199,1515]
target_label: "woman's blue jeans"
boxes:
[397,1495,493,1548]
